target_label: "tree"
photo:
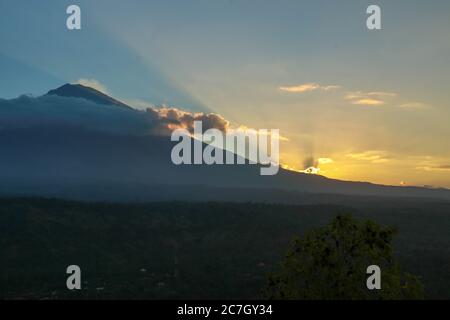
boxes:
[263,214,423,300]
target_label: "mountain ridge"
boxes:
[46,83,133,110]
[0,84,449,202]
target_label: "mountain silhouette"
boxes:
[0,84,449,202]
[47,83,132,110]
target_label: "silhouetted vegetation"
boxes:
[0,197,449,299]
[264,215,423,299]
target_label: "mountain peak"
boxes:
[46,83,132,109]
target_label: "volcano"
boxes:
[0,84,449,202]
[47,83,132,110]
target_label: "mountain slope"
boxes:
[47,83,132,110]
[0,84,449,202]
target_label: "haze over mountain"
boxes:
[1,84,449,202]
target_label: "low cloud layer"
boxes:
[0,94,150,134]
[0,94,231,137]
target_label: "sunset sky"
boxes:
[1,0,450,188]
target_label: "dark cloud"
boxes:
[303,156,318,170]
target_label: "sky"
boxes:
[1,0,450,188]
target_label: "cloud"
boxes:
[318,157,334,165]
[322,85,341,91]
[417,165,450,172]
[344,91,396,99]
[291,156,334,175]
[146,106,229,135]
[415,157,450,172]
[430,165,450,171]
[76,78,109,94]
[303,156,317,169]
[0,94,149,135]
[147,107,287,139]
[146,107,286,166]
[346,150,389,163]
[0,91,290,161]
[345,90,431,110]
[279,83,340,93]
[399,102,431,110]
[366,92,397,97]
[352,98,385,106]
[0,94,231,137]
[345,91,396,106]
[302,167,321,174]
[282,82,429,111]
[280,83,319,93]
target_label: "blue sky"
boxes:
[1,0,450,187]
[1,1,449,102]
